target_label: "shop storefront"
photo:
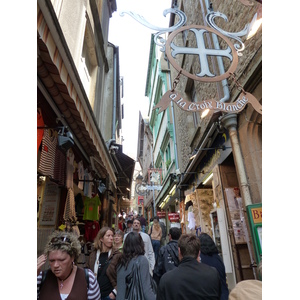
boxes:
[37,3,131,263]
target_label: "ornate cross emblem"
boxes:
[165,25,238,82]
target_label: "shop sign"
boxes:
[246,203,262,265]
[152,25,262,115]
[138,196,144,206]
[168,213,180,222]
[154,90,261,115]
[250,207,262,224]
[148,168,162,185]
[157,211,166,218]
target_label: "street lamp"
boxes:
[135,174,162,216]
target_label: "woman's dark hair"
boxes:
[199,233,219,255]
[117,232,145,269]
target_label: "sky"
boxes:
[109,0,172,160]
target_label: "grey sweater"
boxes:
[116,255,156,300]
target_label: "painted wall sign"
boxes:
[154,90,262,114]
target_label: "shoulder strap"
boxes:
[40,269,48,290]
[84,268,89,290]
[166,245,179,266]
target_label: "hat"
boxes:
[229,280,262,300]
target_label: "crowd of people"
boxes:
[37,214,262,299]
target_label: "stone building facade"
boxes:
[142,0,262,289]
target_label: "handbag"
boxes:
[125,257,157,300]
[125,259,145,300]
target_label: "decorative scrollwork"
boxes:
[206,11,250,56]
[120,8,187,52]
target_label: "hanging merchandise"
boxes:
[75,193,85,215]
[77,161,84,190]
[63,188,77,222]
[84,220,100,243]
[185,200,193,211]
[83,194,101,221]
[225,188,246,244]
[83,170,94,197]
[66,149,75,189]
[39,180,60,226]
[187,207,196,230]
[83,195,101,242]
[37,108,44,154]
[53,141,66,186]
[38,129,58,178]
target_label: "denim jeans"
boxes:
[152,239,161,262]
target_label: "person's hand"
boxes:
[109,292,116,299]
[37,254,47,276]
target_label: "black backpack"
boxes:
[163,245,179,272]
[159,222,167,239]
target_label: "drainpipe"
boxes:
[220,113,257,279]
[220,114,252,207]
[200,0,230,103]
[167,60,179,170]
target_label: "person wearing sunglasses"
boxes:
[37,231,100,300]
[87,227,122,300]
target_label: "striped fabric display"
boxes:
[38,129,57,178]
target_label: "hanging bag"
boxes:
[125,259,145,300]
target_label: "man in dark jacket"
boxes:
[157,234,221,300]
[153,227,181,284]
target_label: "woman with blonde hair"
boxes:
[87,227,122,300]
[148,216,162,262]
[37,231,100,300]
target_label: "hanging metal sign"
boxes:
[121,7,262,115]
[165,25,239,82]
[154,89,262,114]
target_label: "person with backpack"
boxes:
[153,227,181,285]
[157,217,167,246]
[37,231,100,300]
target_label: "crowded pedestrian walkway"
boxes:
[37,215,262,300]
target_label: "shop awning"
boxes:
[37,4,117,186]
[113,146,135,195]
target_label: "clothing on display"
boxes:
[38,129,57,178]
[187,210,196,230]
[75,193,85,215]
[77,161,85,190]
[83,171,93,197]
[63,188,77,222]
[83,195,101,221]
[37,108,44,153]
[84,220,100,243]
[53,143,66,186]
[66,149,75,189]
